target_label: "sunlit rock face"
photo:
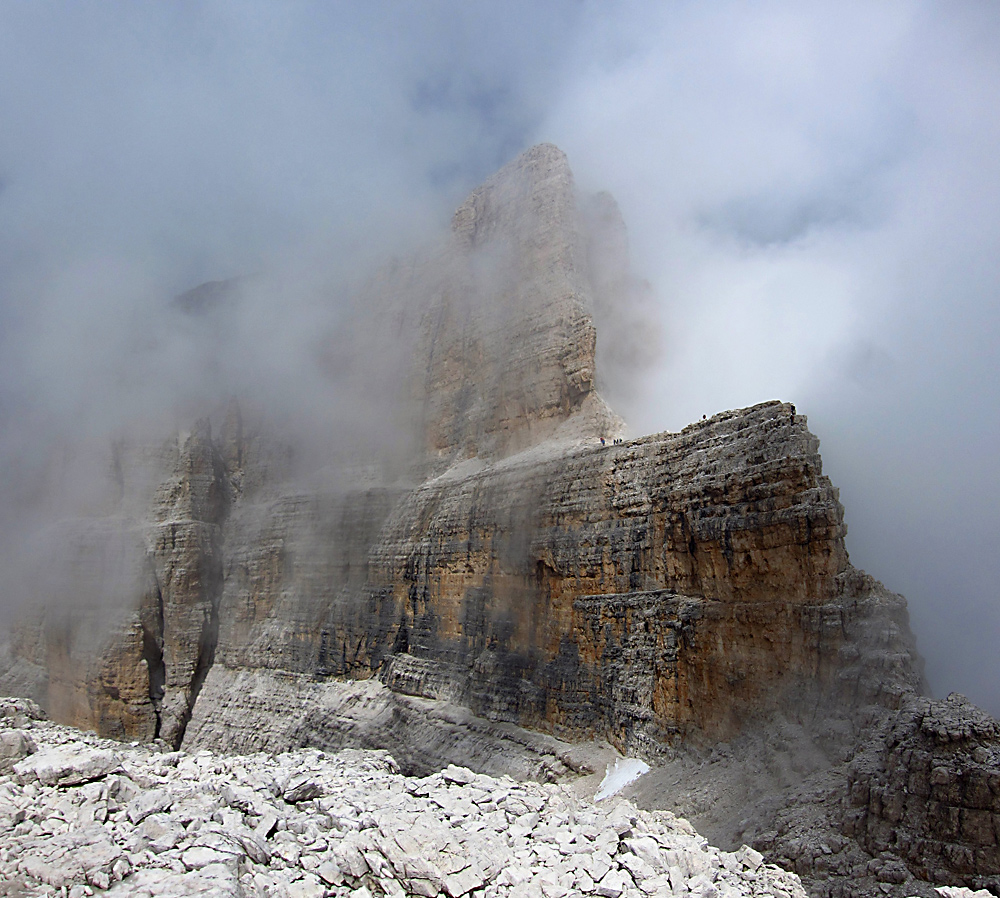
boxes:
[184,398,894,759]
[2,144,997,894]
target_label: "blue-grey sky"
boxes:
[1,1,998,713]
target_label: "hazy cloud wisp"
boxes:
[0,2,997,713]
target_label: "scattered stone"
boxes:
[181,845,230,871]
[442,765,477,786]
[126,787,173,823]
[0,697,44,723]
[595,868,629,898]
[317,859,344,886]
[283,775,323,803]
[0,703,891,898]
[934,890,997,898]
[736,844,764,871]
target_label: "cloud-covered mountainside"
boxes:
[2,140,998,898]
[1,3,997,714]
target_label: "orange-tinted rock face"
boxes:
[352,401,918,749]
[0,145,913,754]
[4,142,995,895]
[5,421,227,746]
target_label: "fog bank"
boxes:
[1,2,997,713]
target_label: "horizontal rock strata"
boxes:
[5,399,892,753]
[183,669,591,782]
[2,143,996,897]
[845,693,1000,890]
[165,400,919,763]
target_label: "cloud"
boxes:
[0,1,998,715]
[538,0,1000,713]
[0,0,583,623]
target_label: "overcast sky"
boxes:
[1,1,997,714]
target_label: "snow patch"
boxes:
[595,756,650,801]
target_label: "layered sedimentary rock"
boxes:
[2,144,998,896]
[3,421,229,747]
[333,403,906,743]
[182,400,913,762]
[177,399,915,756]
[846,693,1000,887]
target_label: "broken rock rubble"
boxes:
[0,698,808,898]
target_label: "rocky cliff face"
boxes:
[1,144,997,897]
[340,144,620,471]
[181,399,903,754]
[2,421,229,747]
[418,143,605,462]
[846,694,1000,887]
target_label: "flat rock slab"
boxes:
[14,746,120,786]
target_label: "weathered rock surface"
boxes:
[183,669,593,783]
[1,144,998,897]
[414,143,612,464]
[181,400,921,767]
[0,697,810,898]
[623,698,1000,898]
[845,693,1000,891]
[1,420,229,746]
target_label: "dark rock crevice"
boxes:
[169,433,230,749]
[172,574,221,749]
[139,573,166,741]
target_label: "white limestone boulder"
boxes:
[14,745,120,786]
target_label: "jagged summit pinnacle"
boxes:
[397,142,624,463]
[452,143,572,247]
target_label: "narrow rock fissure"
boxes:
[140,578,166,741]
[172,566,222,749]
[172,437,231,749]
